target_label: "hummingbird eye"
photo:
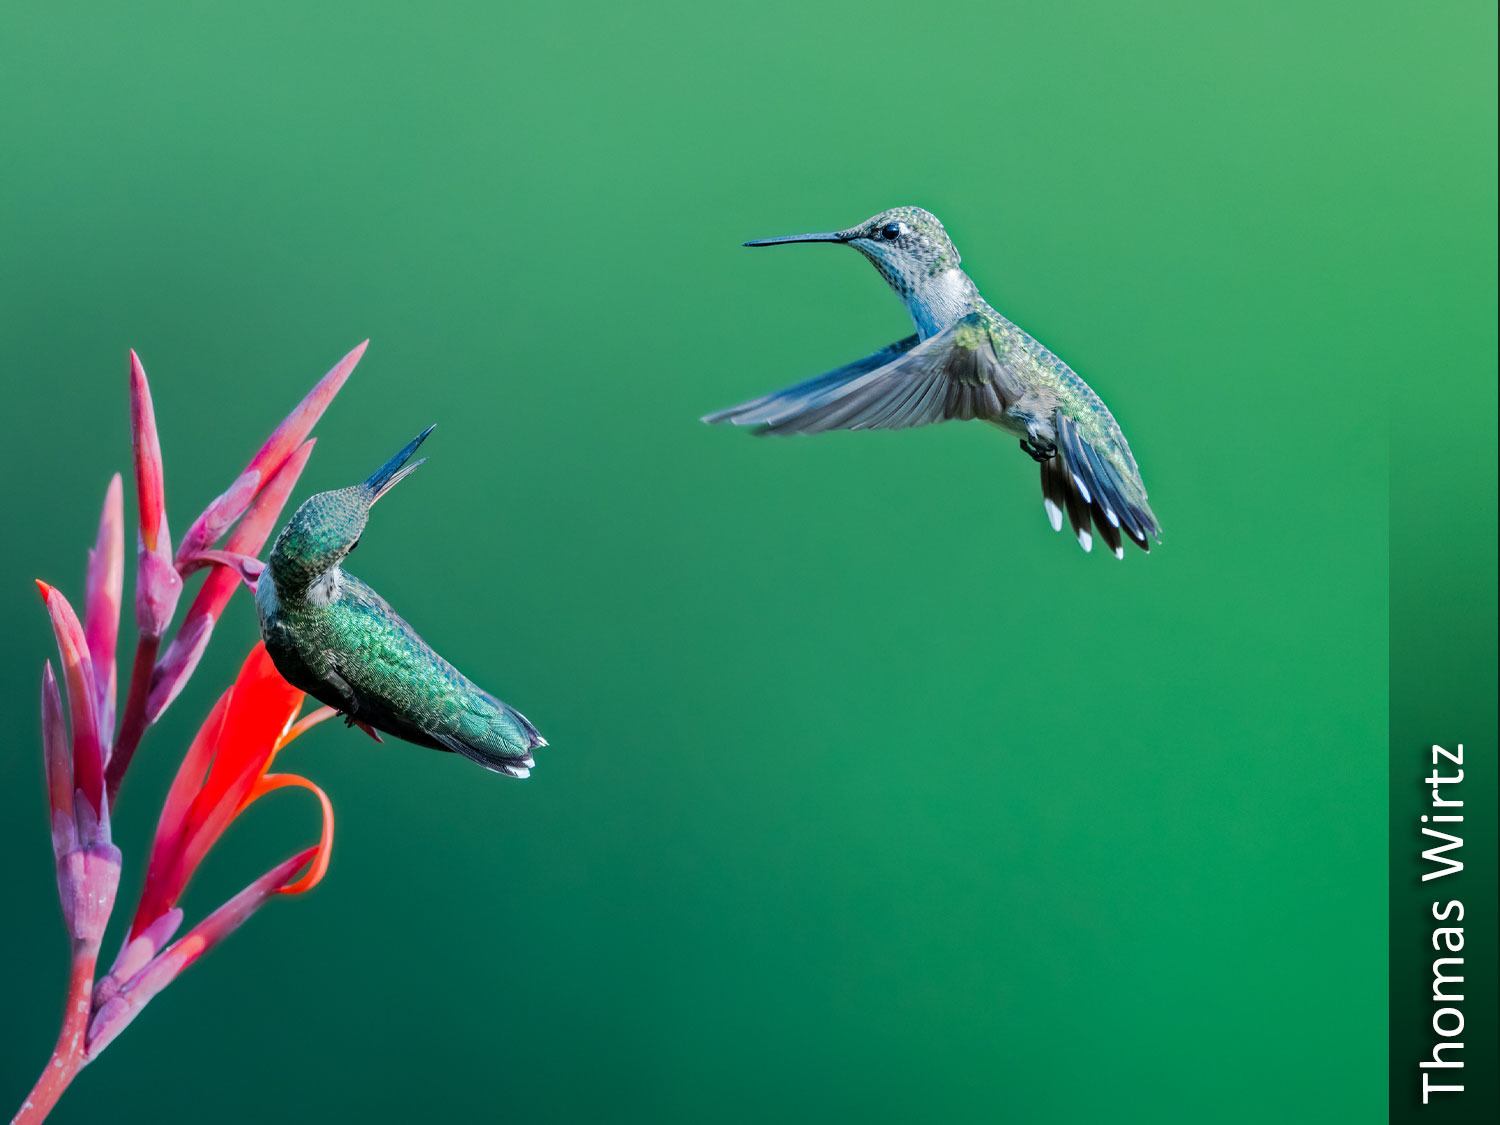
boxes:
[880,223,903,241]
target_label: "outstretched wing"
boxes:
[702,313,1026,435]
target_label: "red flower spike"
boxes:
[174,340,366,566]
[14,343,355,1125]
[84,474,125,741]
[148,439,314,725]
[36,582,104,823]
[131,643,334,940]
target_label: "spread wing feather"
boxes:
[702,313,1026,436]
[701,336,919,427]
[705,309,1163,560]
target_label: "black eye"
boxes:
[881,223,902,241]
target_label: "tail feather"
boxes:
[429,693,546,779]
[1039,454,1069,534]
[1041,415,1161,558]
[1042,451,1095,552]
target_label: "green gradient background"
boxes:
[0,2,1489,1122]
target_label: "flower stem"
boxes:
[105,634,159,804]
[11,943,99,1125]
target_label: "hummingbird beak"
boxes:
[364,424,436,503]
[742,232,848,247]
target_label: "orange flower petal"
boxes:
[245,772,335,895]
[130,688,229,938]
[175,646,302,868]
[131,643,307,937]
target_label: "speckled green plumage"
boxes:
[976,303,1145,499]
[261,572,542,763]
[256,432,544,777]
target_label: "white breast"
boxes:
[306,567,344,607]
[908,269,978,340]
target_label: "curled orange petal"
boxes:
[245,773,334,895]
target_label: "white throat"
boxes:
[306,567,344,607]
[907,269,977,340]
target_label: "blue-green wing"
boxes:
[330,578,545,778]
[702,314,1026,434]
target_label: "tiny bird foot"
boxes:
[339,710,384,742]
[1019,437,1057,463]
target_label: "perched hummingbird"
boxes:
[256,427,545,778]
[703,206,1161,557]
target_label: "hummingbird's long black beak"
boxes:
[743,232,847,247]
[364,424,436,503]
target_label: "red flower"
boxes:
[14,342,364,1125]
[88,643,335,1054]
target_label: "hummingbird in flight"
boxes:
[256,426,545,778]
[703,207,1161,558]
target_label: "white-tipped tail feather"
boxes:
[1044,498,1063,532]
[1038,414,1161,560]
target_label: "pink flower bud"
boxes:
[41,664,74,859]
[129,351,168,555]
[36,583,104,819]
[84,474,124,739]
[134,543,183,641]
[56,841,122,945]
